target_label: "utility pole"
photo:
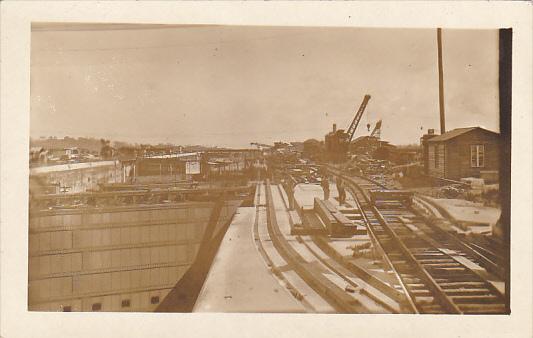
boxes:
[437,28,446,135]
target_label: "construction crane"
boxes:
[370,119,382,140]
[346,94,371,142]
[324,94,371,163]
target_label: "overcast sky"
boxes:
[30,24,500,147]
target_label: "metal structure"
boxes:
[30,185,254,210]
[325,94,371,163]
[346,94,372,142]
[370,119,382,140]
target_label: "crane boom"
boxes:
[346,94,371,142]
[370,119,382,139]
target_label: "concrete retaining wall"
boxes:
[30,161,123,194]
[28,202,238,312]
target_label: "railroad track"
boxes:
[327,169,506,314]
[414,195,507,280]
[276,179,408,311]
[359,172,507,280]
[262,180,395,313]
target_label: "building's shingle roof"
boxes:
[427,127,497,142]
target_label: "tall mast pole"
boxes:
[437,28,446,134]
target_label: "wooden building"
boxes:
[423,127,500,181]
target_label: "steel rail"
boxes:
[296,234,398,314]
[251,183,314,312]
[277,176,409,307]
[328,168,506,313]
[264,180,364,313]
[413,195,505,279]
[327,169,458,311]
[275,184,399,313]
[344,184,418,313]
[333,166,505,282]
[344,176,461,314]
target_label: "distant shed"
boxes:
[424,127,500,181]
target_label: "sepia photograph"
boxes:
[26,22,513,315]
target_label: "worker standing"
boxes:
[321,175,330,201]
[285,175,296,210]
[336,176,346,205]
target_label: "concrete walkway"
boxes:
[193,205,305,312]
[429,197,501,226]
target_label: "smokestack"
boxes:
[333,123,337,133]
[437,28,446,134]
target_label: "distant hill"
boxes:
[31,137,263,154]
[30,137,145,152]
[31,137,104,152]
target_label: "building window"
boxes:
[92,303,102,311]
[150,296,160,304]
[471,145,485,168]
[121,299,131,308]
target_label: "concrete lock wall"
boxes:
[28,203,221,312]
[30,161,123,194]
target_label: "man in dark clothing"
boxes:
[336,177,346,205]
[285,175,296,210]
[321,175,330,201]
